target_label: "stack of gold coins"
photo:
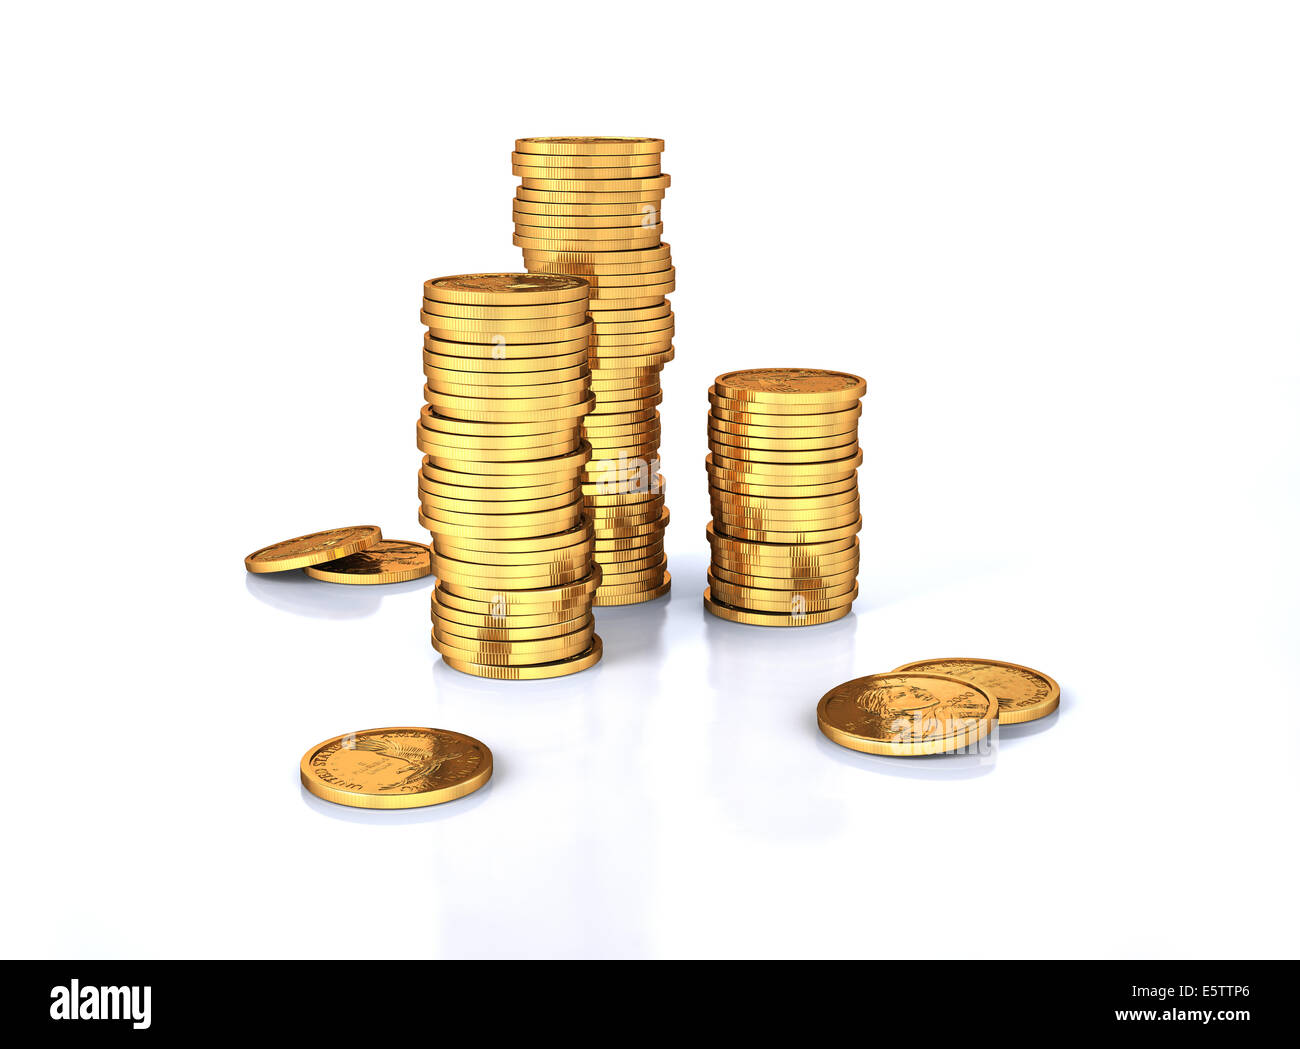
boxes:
[512,136,673,606]
[417,273,603,678]
[704,369,868,627]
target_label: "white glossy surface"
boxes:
[3,2,1297,959]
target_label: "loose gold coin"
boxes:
[244,525,381,574]
[424,273,588,306]
[891,658,1061,725]
[439,635,603,680]
[703,588,853,627]
[303,539,432,584]
[714,368,867,405]
[300,727,491,809]
[515,136,664,156]
[817,673,997,756]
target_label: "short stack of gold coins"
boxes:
[417,273,604,678]
[704,368,868,627]
[512,136,673,606]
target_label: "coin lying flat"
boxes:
[892,658,1060,725]
[244,525,381,574]
[817,672,997,756]
[303,539,432,585]
[714,368,867,404]
[300,727,492,809]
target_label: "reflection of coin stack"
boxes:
[704,369,868,626]
[417,273,603,678]
[512,136,673,606]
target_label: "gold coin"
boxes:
[590,511,670,539]
[706,449,863,478]
[438,570,600,605]
[431,595,591,630]
[420,299,588,321]
[417,434,579,461]
[423,497,584,527]
[581,267,675,288]
[514,163,662,180]
[708,426,857,451]
[514,200,662,217]
[708,570,856,605]
[711,519,863,545]
[707,474,858,499]
[511,148,662,166]
[514,233,662,252]
[714,368,867,404]
[817,673,998,756]
[423,476,578,502]
[422,489,579,516]
[589,347,674,369]
[706,521,855,558]
[434,519,593,555]
[425,349,590,375]
[707,440,859,465]
[521,174,670,191]
[244,525,381,574]
[516,187,666,205]
[433,583,595,620]
[709,390,859,416]
[594,539,665,564]
[424,273,588,305]
[424,394,595,424]
[588,301,672,321]
[599,555,667,582]
[592,574,671,606]
[514,221,662,241]
[524,242,671,264]
[433,559,590,590]
[418,403,584,437]
[433,623,595,664]
[515,136,664,156]
[419,508,584,540]
[426,364,590,392]
[425,322,593,347]
[591,316,673,335]
[526,255,670,275]
[709,552,859,580]
[708,401,861,429]
[434,610,594,644]
[711,563,858,590]
[709,486,858,511]
[425,376,590,402]
[587,291,675,309]
[303,539,432,584]
[425,312,588,333]
[514,210,660,229]
[300,727,491,809]
[439,635,603,680]
[891,658,1061,725]
[424,331,590,359]
[703,588,853,627]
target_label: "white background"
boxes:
[2,1,1297,959]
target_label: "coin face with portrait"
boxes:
[892,658,1060,725]
[817,672,997,756]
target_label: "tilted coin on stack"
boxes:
[417,273,603,678]
[513,136,673,605]
[703,368,868,626]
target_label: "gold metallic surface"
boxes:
[816,673,998,756]
[891,658,1061,725]
[303,539,432,584]
[300,727,491,808]
[244,525,381,574]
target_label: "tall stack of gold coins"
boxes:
[512,136,673,606]
[417,273,603,678]
[703,369,868,627]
